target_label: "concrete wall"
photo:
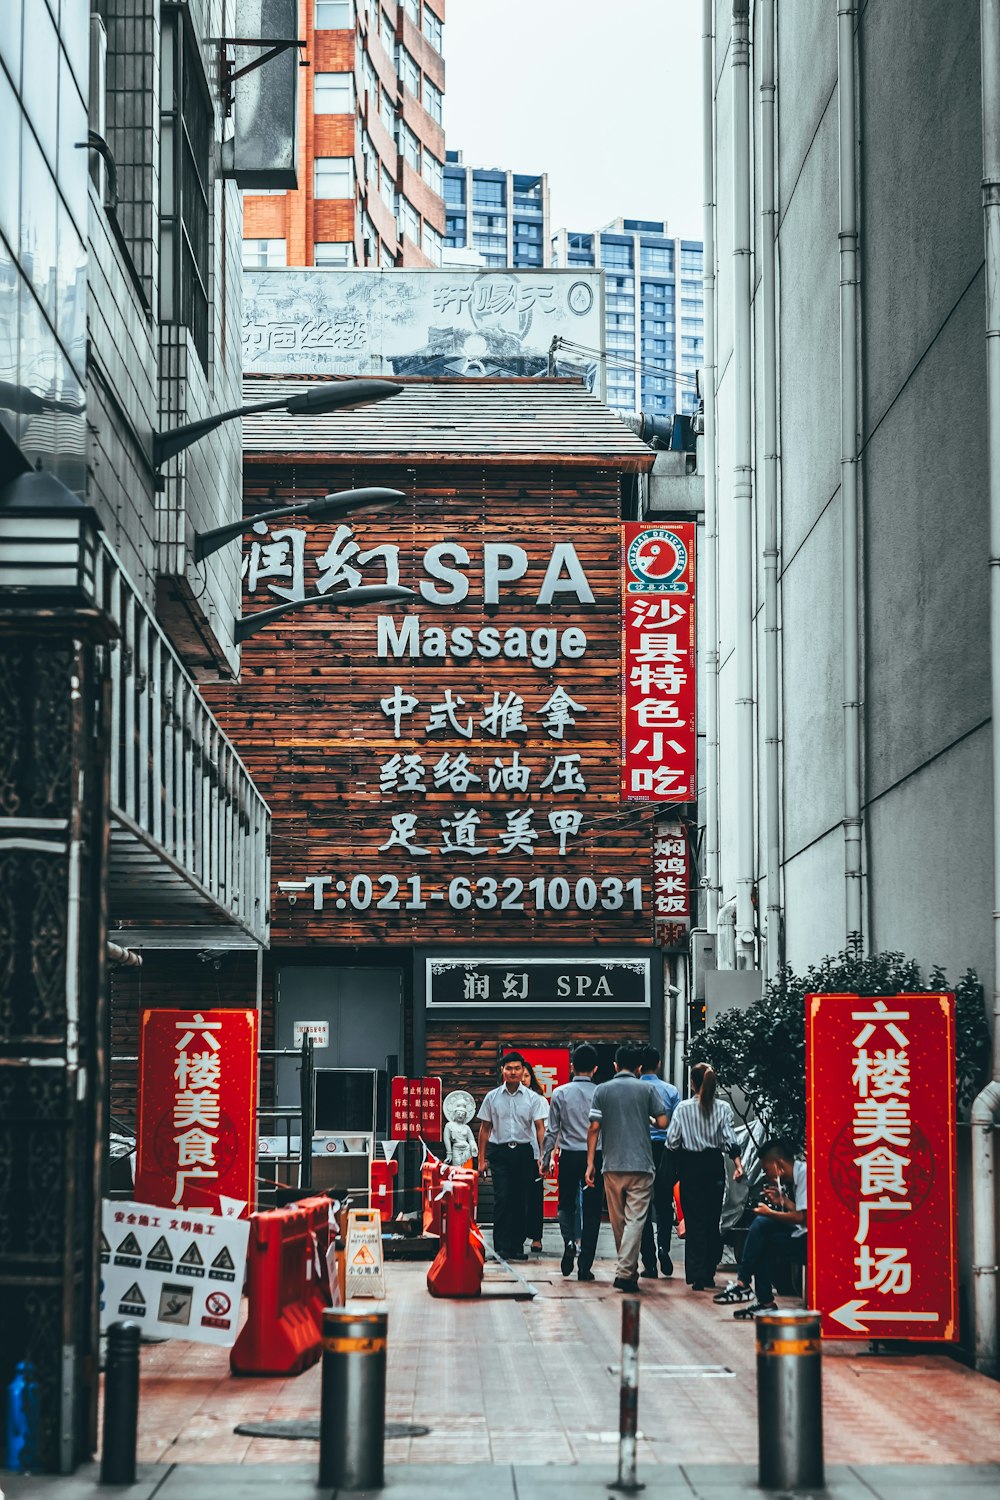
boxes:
[709,0,992,999]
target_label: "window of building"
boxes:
[315,156,355,198]
[422,75,442,123]
[473,177,505,209]
[514,221,542,245]
[680,246,703,272]
[474,233,506,253]
[380,167,395,211]
[513,177,542,210]
[422,149,443,195]
[422,222,442,261]
[403,0,420,21]
[379,239,394,268]
[479,251,506,267]
[422,6,443,51]
[160,9,212,370]
[314,72,354,114]
[315,0,354,28]
[444,172,465,206]
[379,89,395,134]
[396,45,420,97]
[399,120,421,172]
[314,241,356,267]
[398,194,420,243]
[681,277,702,295]
[640,243,673,273]
[472,212,505,233]
[445,215,467,245]
[601,239,633,270]
[362,54,379,108]
[242,238,287,268]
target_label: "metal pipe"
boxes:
[100,1321,140,1485]
[975,0,1000,1379]
[760,0,781,981]
[756,1309,824,1491]
[732,0,756,969]
[610,1295,643,1494]
[106,941,142,967]
[838,0,864,944]
[319,1309,387,1491]
[702,0,721,931]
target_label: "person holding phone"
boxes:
[713,1138,807,1316]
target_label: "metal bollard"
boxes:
[100,1321,141,1486]
[756,1309,824,1492]
[609,1295,644,1493]
[319,1308,387,1492]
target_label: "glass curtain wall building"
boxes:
[243,0,446,270]
[444,151,549,268]
[551,218,704,418]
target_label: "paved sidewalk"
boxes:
[106,1236,1000,1470]
[2,1460,1000,1499]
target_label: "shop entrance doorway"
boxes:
[275,966,404,1136]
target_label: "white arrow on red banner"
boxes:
[829,1300,941,1334]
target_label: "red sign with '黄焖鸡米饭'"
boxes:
[806,992,957,1341]
[390,1076,442,1140]
[621,522,696,803]
[135,1008,258,1218]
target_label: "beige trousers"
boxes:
[602,1171,654,1281]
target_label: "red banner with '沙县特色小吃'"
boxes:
[621,523,696,803]
[134,1008,258,1218]
[806,992,957,1341]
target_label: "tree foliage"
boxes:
[690,939,992,1152]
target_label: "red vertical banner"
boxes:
[135,1008,259,1217]
[621,523,696,802]
[806,992,957,1341]
[521,1047,571,1220]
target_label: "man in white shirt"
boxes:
[477,1051,547,1262]
[713,1138,808,1317]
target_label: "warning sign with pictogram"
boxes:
[118,1283,146,1316]
[177,1242,205,1277]
[114,1233,142,1267]
[100,1232,110,1264]
[101,1198,249,1348]
[209,1245,236,1282]
[344,1208,385,1299]
[146,1236,173,1271]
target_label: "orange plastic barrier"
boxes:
[295,1193,338,1333]
[371,1158,398,1222]
[426,1179,484,1299]
[422,1160,479,1236]
[230,1206,320,1376]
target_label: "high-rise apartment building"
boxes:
[552,219,704,419]
[243,0,446,270]
[443,151,549,268]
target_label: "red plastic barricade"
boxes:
[230,1206,320,1376]
[423,1160,479,1236]
[427,1179,484,1299]
[295,1193,338,1333]
[371,1159,397,1222]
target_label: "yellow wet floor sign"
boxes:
[344,1208,385,1299]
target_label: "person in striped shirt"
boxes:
[665,1062,744,1290]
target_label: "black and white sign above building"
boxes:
[424,955,651,1008]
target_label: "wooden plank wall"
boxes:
[206,461,657,950]
[424,1016,653,1104]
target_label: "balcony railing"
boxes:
[95,535,270,945]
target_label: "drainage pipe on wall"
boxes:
[973,0,1000,1380]
[702,0,721,934]
[837,1,864,946]
[760,0,781,980]
[731,0,756,968]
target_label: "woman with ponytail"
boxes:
[665,1062,744,1290]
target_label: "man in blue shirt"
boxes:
[639,1046,681,1278]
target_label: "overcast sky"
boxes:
[442,0,705,241]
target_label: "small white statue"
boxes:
[442,1090,479,1168]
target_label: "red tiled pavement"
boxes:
[128,1257,1000,1468]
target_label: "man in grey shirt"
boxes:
[587,1043,668,1292]
[542,1043,603,1281]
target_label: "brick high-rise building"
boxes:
[242,0,446,270]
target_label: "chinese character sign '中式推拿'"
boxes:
[134,1009,259,1219]
[806,992,957,1341]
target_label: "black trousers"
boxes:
[739,1217,808,1302]
[677,1148,726,1285]
[488,1142,536,1256]
[556,1149,604,1272]
[527,1166,545,1242]
[640,1139,675,1270]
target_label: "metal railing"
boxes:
[95,533,270,944]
